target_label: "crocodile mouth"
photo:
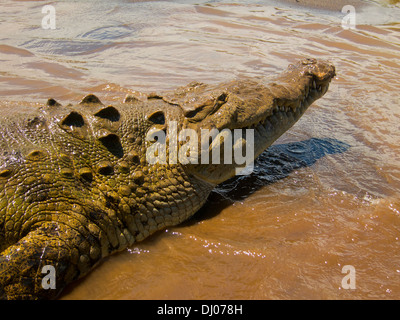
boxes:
[224,75,334,171]
[196,75,333,168]
[251,77,330,133]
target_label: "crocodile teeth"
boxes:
[264,119,272,130]
[312,80,317,89]
[257,123,267,136]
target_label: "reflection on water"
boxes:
[213,138,351,201]
[1,0,400,299]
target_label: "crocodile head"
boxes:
[156,58,336,185]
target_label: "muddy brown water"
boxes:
[1,0,400,299]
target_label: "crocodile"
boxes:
[0,58,335,299]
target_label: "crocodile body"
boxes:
[0,59,335,299]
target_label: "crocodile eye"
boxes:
[217,92,228,102]
[146,111,165,125]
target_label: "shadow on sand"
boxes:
[186,137,350,224]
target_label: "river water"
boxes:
[1,0,400,299]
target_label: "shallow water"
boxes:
[1,0,400,299]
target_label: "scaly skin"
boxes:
[0,58,335,299]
